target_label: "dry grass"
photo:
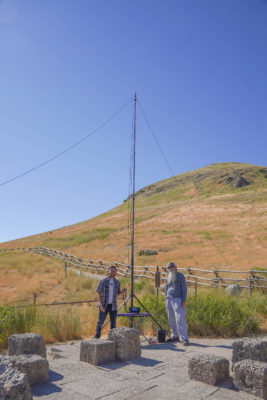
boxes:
[0,162,266,311]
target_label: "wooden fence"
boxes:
[1,246,267,294]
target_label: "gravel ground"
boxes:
[30,336,267,400]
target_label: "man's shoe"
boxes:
[166,337,179,343]
[182,340,189,346]
[93,336,100,339]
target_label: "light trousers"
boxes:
[165,297,188,341]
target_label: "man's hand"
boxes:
[181,301,186,308]
[121,288,127,294]
[100,304,105,312]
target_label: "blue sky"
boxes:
[0,0,266,243]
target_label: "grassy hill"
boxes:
[0,162,267,341]
[1,162,267,271]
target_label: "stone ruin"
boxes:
[0,355,32,400]
[232,338,267,399]
[138,249,158,256]
[80,339,116,366]
[225,284,241,296]
[80,326,141,365]
[8,333,46,358]
[0,333,49,400]
[188,337,267,399]
[188,354,229,385]
[108,326,141,361]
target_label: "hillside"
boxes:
[1,162,267,270]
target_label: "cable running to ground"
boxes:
[0,98,131,187]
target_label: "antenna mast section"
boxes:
[130,93,137,312]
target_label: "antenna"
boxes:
[116,92,164,334]
[130,93,137,324]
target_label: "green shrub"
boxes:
[0,305,81,348]
[137,293,169,333]
[187,291,259,337]
[0,306,37,348]
[134,290,261,337]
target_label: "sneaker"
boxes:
[166,337,180,343]
[182,340,189,346]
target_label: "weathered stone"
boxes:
[188,354,229,385]
[233,176,250,188]
[138,249,158,256]
[108,326,141,361]
[232,338,267,365]
[48,347,64,359]
[233,359,267,399]
[8,333,46,359]
[225,284,241,296]
[0,355,32,400]
[10,354,49,385]
[80,339,116,365]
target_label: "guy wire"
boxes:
[137,98,229,266]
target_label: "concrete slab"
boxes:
[31,337,267,400]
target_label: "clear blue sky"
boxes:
[0,0,266,243]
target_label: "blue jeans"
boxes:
[95,304,117,338]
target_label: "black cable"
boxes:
[137,99,175,177]
[0,98,131,187]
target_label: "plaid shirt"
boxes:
[96,277,121,311]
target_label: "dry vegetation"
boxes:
[0,162,266,336]
[2,162,266,270]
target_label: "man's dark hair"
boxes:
[109,265,117,270]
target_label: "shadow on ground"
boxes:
[31,370,63,397]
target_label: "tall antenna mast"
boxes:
[130,93,137,312]
[116,93,164,334]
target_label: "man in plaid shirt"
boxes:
[94,265,126,338]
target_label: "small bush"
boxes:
[187,291,259,337]
[0,304,83,348]
[36,306,81,342]
[134,290,261,337]
[0,306,37,348]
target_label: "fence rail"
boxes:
[1,246,267,293]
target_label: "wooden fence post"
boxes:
[249,272,254,298]
[65,262,68,278]
[194,278,198,295]
[155,266,161,302]
[33,293,37,304]
[213,271,220,288]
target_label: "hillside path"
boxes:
[31,337,266,400]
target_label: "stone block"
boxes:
[188,354,229,385]
[10,354,49,385]
[233,359,267,399]
[80,339,116,365]
[225,284,241,296]
[108,326,141,361]
[232,338,267,365]
[0,355,32,400]
[8,333,46,358]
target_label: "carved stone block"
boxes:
[8,333,46,359]
[108,326,141,361]
[80,339,116,365]
[188,354,229,385]
[233,359,267,399]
